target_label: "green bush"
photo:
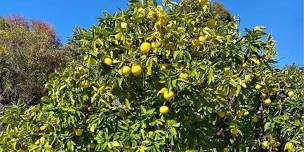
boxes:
[0,1,303,151]
[0,16,71,104]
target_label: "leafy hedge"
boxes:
[0,0,303,151]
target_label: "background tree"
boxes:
[0,16,71,105]
[0,1,303,151]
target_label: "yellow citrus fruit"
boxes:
[81,80,90,89]
[140,42,151,54]
[218,111,226,118]
[159,105,169,114]
[159,87,168,94]
[75,128,83,136]
[284,142,295,151]
[231,127,238,136]
[261,141,269,149]
[104,57,113,66]
[242,63,247,68]
[163,90,175,101]
[255,84,262,90]
[140,145,147,152]
[264,98,271,105]
[223,148,229,152]
[131,64,142,76]
[288,91,294,97]
[114,32,123,40]
[121,66,131,76]
[151,41,161,48]
[179,73,189,80]
[207,19,216,28]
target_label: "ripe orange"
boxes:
[140,42,151,54]
[159,87,168,94]
[121,66,131,76]
[163,90,174,101]
[288,91,294,97]
[131,65,142,76]
[104,57,113,66]
[284,142,295,151]
[159,105,169,114]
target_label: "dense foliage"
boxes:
[0,16,71,104]
[0,0,303,151]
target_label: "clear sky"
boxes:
[0,0,303,67]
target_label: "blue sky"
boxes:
[0,0,303,67]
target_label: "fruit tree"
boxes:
[0,0,303,151]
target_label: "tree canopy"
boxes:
[0,0,303,151]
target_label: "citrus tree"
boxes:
[0,0,303,151]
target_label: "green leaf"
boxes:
[207,68,215,84]
[125,99,131,109]
[67,140,76,151]
[254,26,266,32]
